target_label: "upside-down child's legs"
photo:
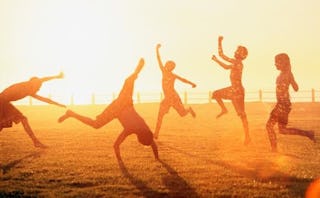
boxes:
[58,110,106,129]
[134,58,144,75]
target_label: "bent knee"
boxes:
[20,116,28,123]
[177,109,188,117]
[92,124,102,129]
[238,112,246,118]
[92,120,105,129]
[212,91,219,99]
[278,126,288,134]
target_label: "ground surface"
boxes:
[1,102,319,197]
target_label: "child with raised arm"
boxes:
[211,36,251,145]
[154,44,196,139]
[266,53,315,152]
[58,58,158,161]
[0,72,66,148]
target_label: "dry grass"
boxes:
[1,102,319,197]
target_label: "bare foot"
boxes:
[216,109,228,119]
[307,131,316,143]
[243,137,251,146]
[34,141,48,149]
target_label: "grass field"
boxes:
[1,102,319,197]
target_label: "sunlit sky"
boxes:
[0,0,319,101]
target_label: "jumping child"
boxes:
[211,36,251,145]
[154,44,196,139]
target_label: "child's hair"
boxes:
[236,46,248,60]
[275,53,291,71]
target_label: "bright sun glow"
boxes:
[1,0,320,104]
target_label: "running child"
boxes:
[154,44,196,139]
[266,53,315,152]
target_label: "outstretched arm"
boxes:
[175,74,196,88]
[212,55,232,70]
[217,36,234,63]
[39,72,64,83]
[133,58,145,76]
[156,44,165,72]
[31,94,66,108]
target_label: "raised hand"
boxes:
[212,55,218,61]
[56,72,64,79]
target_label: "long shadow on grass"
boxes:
[0,151,43,174]
[165,144,312,196]
[158,159,200,198]
[117,159,165,198]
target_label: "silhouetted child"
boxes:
[0,72,66,148]
[266,53,315,152]
[211,36,251,145]
[154,44,196,139]
[58,58,158,161]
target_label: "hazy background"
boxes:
[0,0,319,100]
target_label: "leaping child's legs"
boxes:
[266,118,278,152]
[233,98,251,145]
[154,109,166,139]
[278,125,316,143]
[174,99,196,118]
[240,114,251,145]
[154,100,171,139]
[212,88,231,118]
